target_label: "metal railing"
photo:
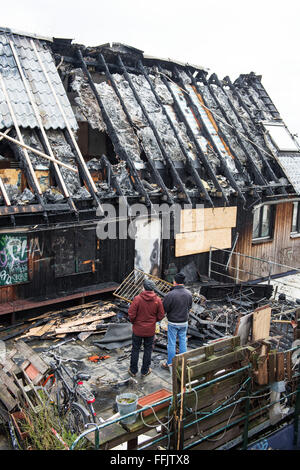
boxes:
[208,246,300,299]
[69,345,300,450]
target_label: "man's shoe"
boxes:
[161,362,171,371]
[141,368,152,377]
[128,368,137,377]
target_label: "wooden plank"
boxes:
[180,206,237,233]
[286,350,292,381]
[175,228,232,256]
[275,352,285,382]
[268,350,276,383]
[20,319,57,339]
[186,337,240,367]
[257,345,269,385]
[55,323,106,334]
[252,305,271,342]
[188,347,249,379]
[235,312,253,346]
[14,340,49,375]
[30,319,56,337]
[0,384,17,411]
[0,369,19,396]
[184,371,246,411]
[54,311,116,332]
[0,169,21,187]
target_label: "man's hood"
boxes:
[140,291,157,301]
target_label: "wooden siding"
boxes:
[229,202,300,282]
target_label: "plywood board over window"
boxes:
[180,206,237,233]
[175,206,237,257]
[252,305,271,342]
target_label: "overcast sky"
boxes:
[2,0,300,138]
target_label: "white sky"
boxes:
[2,0,300,139]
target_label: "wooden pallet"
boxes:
[0,341,50,419]
[14,340,49,385]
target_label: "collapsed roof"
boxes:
[0,27,299,225]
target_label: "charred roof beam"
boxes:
[35,129,79,220]
[174,66,246,205]
[188,71,255,189]
[222,76,286,192]
[194,71,264,199]
[10,140,48,223]
[101,154,129,210]
[206,73,272,195]
[157,65,228,204]
[238,72,280,120]
[117,55,192,206]
[98,53,174,205]
[138,60,214,207]
[77,48,153,208]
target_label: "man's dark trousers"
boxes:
[130,333,154,375]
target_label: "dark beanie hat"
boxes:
[143,279,155,291]
[174,272,185,284]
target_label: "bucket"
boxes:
[116,393,138,425]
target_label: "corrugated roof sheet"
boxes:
[0,32,77,130]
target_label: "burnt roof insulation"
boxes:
[0,29,299,226]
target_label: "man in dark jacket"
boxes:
[128,279,165,377]
[161,272,192,370]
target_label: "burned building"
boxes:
[0,26,300,317]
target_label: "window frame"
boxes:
[291,202,300,236]
[252,205,275,242]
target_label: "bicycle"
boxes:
[42,351,97,435]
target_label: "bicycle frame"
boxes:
[44,354,97,426]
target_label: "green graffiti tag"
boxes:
[0,234,28,286]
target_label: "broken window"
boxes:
[53,228,96,277]
[291,202,300,234]
[263,123,299,152]
[252,205,274,240]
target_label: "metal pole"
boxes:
[225,232,239,271]
[236,253,240,283]
[0,130,77,173]
[208,247,212,278]
[242,377,251,449]
[294,362,300,446]
[0,177,11,206]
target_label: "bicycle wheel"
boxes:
[65,402,90,435]
[56,384,69,415]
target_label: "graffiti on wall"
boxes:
[0,234,28,286]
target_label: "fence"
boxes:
[70,337,300,451]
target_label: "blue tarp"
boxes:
[248,421,300,450]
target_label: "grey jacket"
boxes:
[163,285,193,323]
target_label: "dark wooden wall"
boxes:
[0,224,135,305]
